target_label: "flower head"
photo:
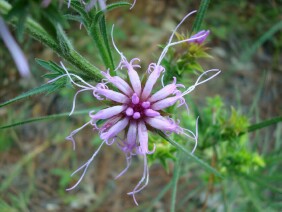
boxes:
[188,30,210,44]
[54,11,220,205]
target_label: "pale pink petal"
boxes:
[89,105,126,121]
[151,96,180,111]
[129,69,142,96]
[144,109,160,117]
[95,88,130,104]
[145,116,179,132]
[148,77,184,102]
[100,117,129,141]
[137,121,148,154]
[99,115,122,132]
[102,70,133,96]
[113,76,134,96]
[121,59,142,96]
[127,120,137,146]
[141,64,164,100]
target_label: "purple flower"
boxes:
[0,17,30,78]
[188,30,210,44]
[53,11,220,205]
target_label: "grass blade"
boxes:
[170,152,181,212]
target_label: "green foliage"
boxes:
[0,0,281,211]
[158,130,223,178]
[198,96,265,175]
[147,134,177,172]
[163,32,212,83]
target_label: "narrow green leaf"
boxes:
[191,0,210,33]
[247,116,282,134]
[157,131,223,178]
[64,14,83,23]
[99,15,114,70]
[90,2,130,72]
[90,17,114,71]
[0,110,90,130]
[0,83,57,108]
[36,59,65,74]
[15,7,27,42]
[68,0,92,28]
[41,4,68,27]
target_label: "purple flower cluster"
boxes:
[51,11,220,204]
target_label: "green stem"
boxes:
[158,130,222,178]
[191,0,210,34]
[170,153,181,212]
[0,0,104,82]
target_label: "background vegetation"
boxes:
[0,0,281,211]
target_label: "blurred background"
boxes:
[0,0,281,211]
